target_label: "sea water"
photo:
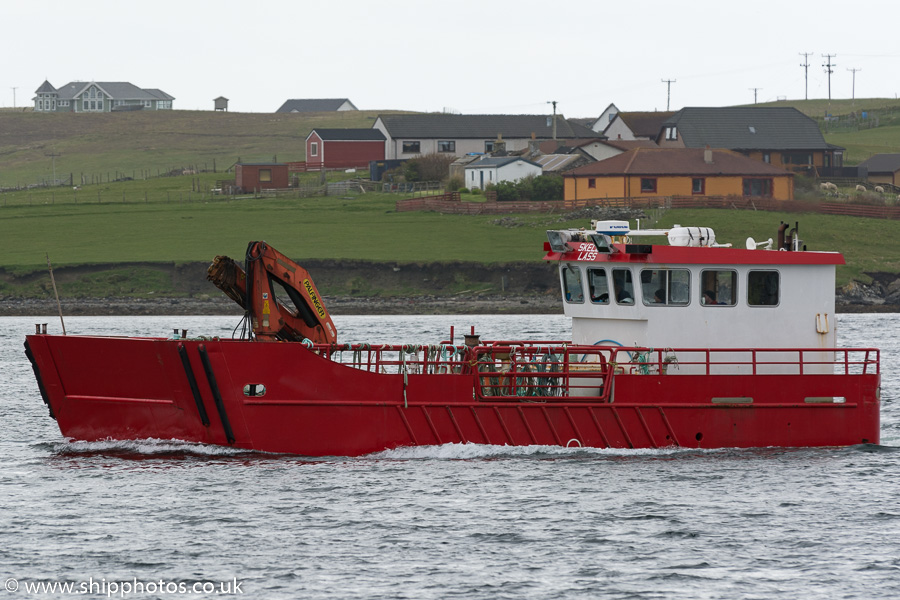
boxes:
[2,314,899,599]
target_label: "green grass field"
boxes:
[2,101,900,298]
[2,175,899,288]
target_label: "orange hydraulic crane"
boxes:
[207,241,337,344]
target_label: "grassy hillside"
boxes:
[2,101,900,187]
[0,109,401,187]
[1,176,899,290]
[2,103,900,300]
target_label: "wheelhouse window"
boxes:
[587,268,609,304]
[259,169,272,183]
[612,268,634,305]
[742,178,773,197]
[402,141,421,154]
[310,142,318,157]
[438,140,456,152]
[640,178,657,193]
[748,270,779,306]
[692,178,705,195]
[640,269,690,306]
[700,270,737,306]
[562,265,584,304]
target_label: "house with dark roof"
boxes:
[857,154,900,188]
[603,111,676,140]
[656,107,843,177]
[373,113,602,160]
[276,99,357,113]
[464,156,542,190]
[564,147,794,202]
[33,80,174,112]
[305,128,386,170]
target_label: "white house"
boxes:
[464,157,542,190]
[374,113,601,160]
[33,80,174,112]
[590,103,619,133]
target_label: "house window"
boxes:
[692,178,705,195]
[762,152,771,163]
[588,178,596,189]
[310,142,318,157]
[640,178,657,193]
[748,270,779,306]
[641,269,690,306]
[485,141,495,152]
[259,169,272,183]
[402,141,420,154]
[742,178,773,197]
[438,140,456,153]
[782,152,812,165]
[664,126,677,141]
[562,265,584,303]
[700,270,737,306]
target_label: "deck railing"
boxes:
[309,342,879,400]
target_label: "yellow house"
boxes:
[564,147,794,202]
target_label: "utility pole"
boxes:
[847,68,861,100]
[799,52,812,100]
[661,79,676,111]
[547,100,557,139]
[822,53,837,100]
[11,86,17,108]
[46,152,60,185]
[749,88,762,104]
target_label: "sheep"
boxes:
[875,185,885,193]
[856,184,866,192]
[826,182,838,191]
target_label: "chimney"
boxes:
[704,145,713,164]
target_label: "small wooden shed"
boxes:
[235,163,288,193]
[214,96,229,111]
[306,129,386,170]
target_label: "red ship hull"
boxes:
[24,334,881,456]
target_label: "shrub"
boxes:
[531,174,563,201]
[445,175,464,192]
[403,153,456,182]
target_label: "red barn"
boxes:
[306,128,386,170]
[235,163,289,193]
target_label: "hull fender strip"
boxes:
[197,345,236,444]
[177,343,211,427]
[24,340,55,420]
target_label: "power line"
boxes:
[661,79,676,111]
[822,53,837,100]
[799,52,813,100]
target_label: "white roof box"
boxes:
[667,226,716,247]
[593,220,630,235]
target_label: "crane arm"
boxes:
[207,241,337,344]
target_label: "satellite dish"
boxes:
[746,237,774,250]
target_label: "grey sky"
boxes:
[4,0,898,117]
